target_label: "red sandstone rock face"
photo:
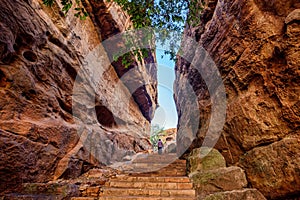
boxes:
[175,0,300,198]
[0,0,156,193]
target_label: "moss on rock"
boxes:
[187,147,226,175]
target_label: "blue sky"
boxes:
[151,49,178,129]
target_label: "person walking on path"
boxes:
[157,139,164,155]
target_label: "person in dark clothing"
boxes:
[157,139,164,155]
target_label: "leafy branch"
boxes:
[42,0,204,62]
[43,0,88,20]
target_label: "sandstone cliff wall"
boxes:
[175,0,300,199]
[0,0,157,193]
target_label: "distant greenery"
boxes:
[150,124,166,150]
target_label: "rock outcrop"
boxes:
[175,0,300,199]
[161,128,177,153]
[187,148,266,200]
[0,0,157,193]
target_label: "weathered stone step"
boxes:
[124,165,186,172]
[133,158,186,164]
[126,167,186,174]
[128,162,186,168]
[124,169,187,176]
[113,162,187,174]
[101,188,196,197]
[112,176,191,183]
[127,163,187,173]
[130,169,186,176]
[99,196,196,200]
[132,154,182,162]
[107,181,193,190]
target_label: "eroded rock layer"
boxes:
[0,0,157,193]
[174,0,300,199]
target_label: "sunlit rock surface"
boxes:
[0,0,157,193]
[174,0,300,198]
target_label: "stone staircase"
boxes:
[1,153,196,200]
[97,153,196,200]
[2,150,268,200]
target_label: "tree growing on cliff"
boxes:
[43,0,203,28]
[43,0,204,61]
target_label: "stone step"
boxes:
[133,158,185,164]
[129,172,187,177]
[126,167,186,174]
[112,175,191,183]
[123,165,186,172]
[101,188,196,197]
[99,196,196,200]
[127,163,186,172]
[128,162,186,168]
[132,154,181,162]
[124,169,187,176]
[107,181,193,190]
[112,157,186,174]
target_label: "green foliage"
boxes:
[42,0,204,63]
[187,0,204,26]
[107,0,188,31]
[43,0,88,19]
[42,0,55,6]
[150,124,166,150]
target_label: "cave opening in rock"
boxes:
[95,105,117,128]
[23,50,37,62]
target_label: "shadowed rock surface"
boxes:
[0,0,157,194]
[174,0,300,199]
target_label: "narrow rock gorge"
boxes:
[1,0,299,199]
[175,0,300,199]
[0,0,157,193]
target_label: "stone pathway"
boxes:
[1,153,197,200]
[1,150,268,200]
[73,153,197,200]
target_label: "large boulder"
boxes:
[239,138,300,199]
[203,189,266,200]
[187,147,226,175]
[191,166,248,199]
